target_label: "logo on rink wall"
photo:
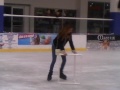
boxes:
[97,35,115,41]
[87,35,120,41]
[87,34,120,50]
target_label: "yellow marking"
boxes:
[0,48,87,52]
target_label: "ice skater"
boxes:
[47,24,77,81]
[101,39,110,50]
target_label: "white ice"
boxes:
[0,50,120,90]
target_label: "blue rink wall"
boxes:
[0,5,4,33]
[110,12,120,35]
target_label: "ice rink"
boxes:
[0,50,120,90]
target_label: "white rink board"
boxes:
[66,35,86,48]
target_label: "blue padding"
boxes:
[0,5,4,33]
[110,12,120,35]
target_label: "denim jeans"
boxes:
[49,44,66,73]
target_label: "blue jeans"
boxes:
[49,44,66,73]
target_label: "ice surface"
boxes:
[0,50,120,90]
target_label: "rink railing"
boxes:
[4,14,113,21]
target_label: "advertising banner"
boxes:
[87,35,120,50]
[0,33,18,48]
[18,33,56,45]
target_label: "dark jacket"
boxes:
[53,35,75,50]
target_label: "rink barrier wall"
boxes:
[0,33,87,52]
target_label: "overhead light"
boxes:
[106,3,109,6]
[90,5,92,7]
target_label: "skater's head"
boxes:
[103,39,109,43]
[58,24,73,40]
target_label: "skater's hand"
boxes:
[61,50,67,55]
[72,50,77,54]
